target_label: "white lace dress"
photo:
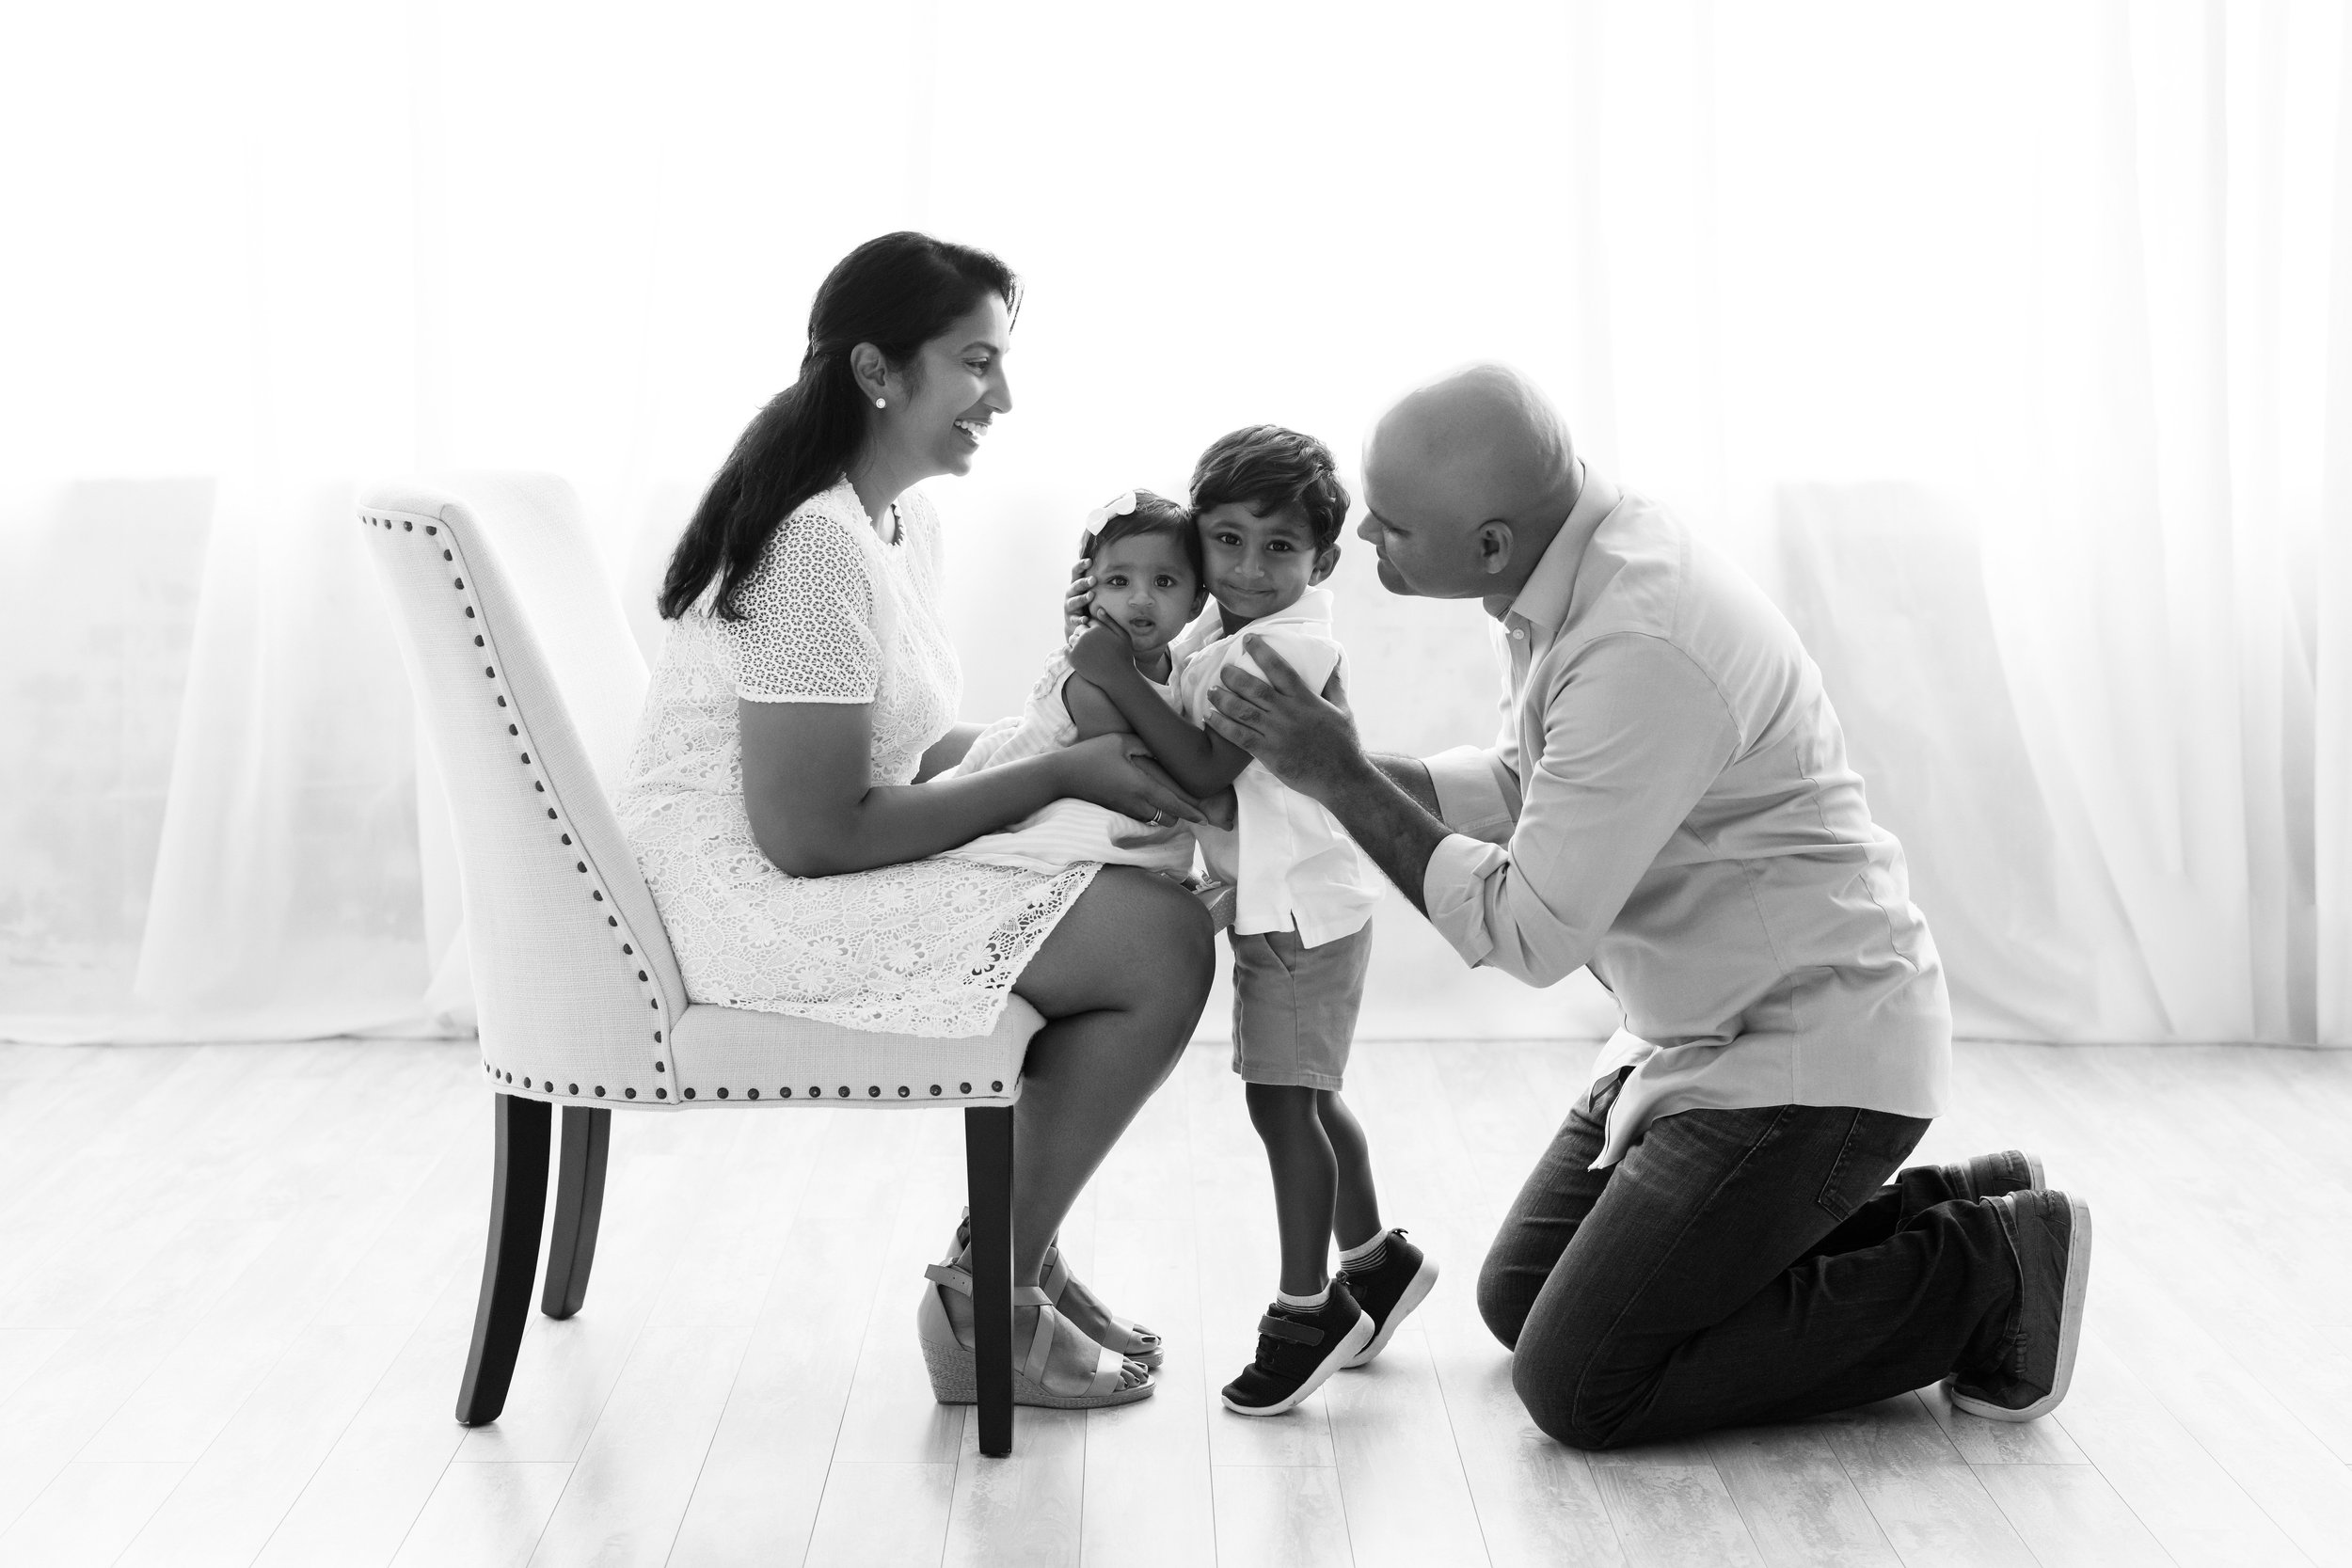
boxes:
[614,480,1099,1037]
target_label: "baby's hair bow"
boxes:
[1079,489,1137,550]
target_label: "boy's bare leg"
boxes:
[1247,1083,1338,1295]
[1317,1089,1383,1250]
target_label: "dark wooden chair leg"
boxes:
[540,1105,611,1321]
[964,1104,1016,1457]
[456,1094,551,1427]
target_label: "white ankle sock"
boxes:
[1340,1228,1392,1273]
[1274,1284,1330,1313]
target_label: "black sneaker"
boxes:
[1337,1228,1439,1370]
[1945,1149,2046,1202]
[1947,1189,2092,1422]
[1220,1285,1375,1417]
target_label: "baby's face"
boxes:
[1198,500,1336,622]
[1089,531,1203,657]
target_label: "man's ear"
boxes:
[1310,542,1342,584]
[1476,520,1516,578]
[850,342,892,404]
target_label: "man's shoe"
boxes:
[1221,1286,1375,1417]
[1947,1189,2092,1422]
[1337,1228,1438,1370]
[1946,1149,2046,1202]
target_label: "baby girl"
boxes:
[946,489,1224,874]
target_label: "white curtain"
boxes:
[3,0,2345,1047]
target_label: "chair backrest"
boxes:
[359,474,691,1106]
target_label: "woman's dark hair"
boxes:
[1086,490,1203,583]
[1188,424,1352,550]
[659,231,1019,621]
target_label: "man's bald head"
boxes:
[1358,364,1582,601]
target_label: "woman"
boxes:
[616,232,1213,1407]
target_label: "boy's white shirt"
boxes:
[1168,585,1383,945]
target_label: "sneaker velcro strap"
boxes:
[1257,1312,1326,1347]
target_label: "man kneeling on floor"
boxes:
[1201,362,2090,1449]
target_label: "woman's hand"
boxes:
[1063,559,1094,636]
[1067,614,1137,685]
[1057,734,1208,827]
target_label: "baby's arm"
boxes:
[1067,623,1255,796]
[1066,675,1239,831]
[1062,675,1132,741]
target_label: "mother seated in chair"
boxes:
[613,232,1212,1407]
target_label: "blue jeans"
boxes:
[1476,1069,2017,1449]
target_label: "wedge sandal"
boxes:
[944,1211,1166,1370]
[915,1262,1154,1411]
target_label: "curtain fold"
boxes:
[2,0,2344,1046]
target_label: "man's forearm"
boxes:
[1314,755,1452,916]
[1369,752,1439,816]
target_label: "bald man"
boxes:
[1204,365,2091,1449]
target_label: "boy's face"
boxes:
[1197,501,1339,622]
[1088,531,1204,657]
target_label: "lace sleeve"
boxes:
[725,510,882,703]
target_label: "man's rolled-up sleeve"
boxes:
[1422,745,1518,844]
[1421,633,1739,987]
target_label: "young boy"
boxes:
[1067,425,1438,1416]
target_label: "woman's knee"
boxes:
[1116,869,1215,1009]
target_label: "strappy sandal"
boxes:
[946,1212,1166,1370]
[915,1262,1155,1410]
[1041,1242,1165,1370]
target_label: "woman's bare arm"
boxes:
[914,721,985,781]
[740,699,1203,878]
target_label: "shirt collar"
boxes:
[1182,584,1335,650]
[1498,461,1621,636]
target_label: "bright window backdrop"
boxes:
[3,0,2347,1047]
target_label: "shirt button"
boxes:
[1510,627,1526,640]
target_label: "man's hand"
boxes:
[1204,636,1367,804]
[1067,612,1137,685]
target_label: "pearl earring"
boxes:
[874,397,886,409]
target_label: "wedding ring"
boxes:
[1150,809,1168,827]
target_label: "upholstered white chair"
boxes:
[358,473,1057,1452]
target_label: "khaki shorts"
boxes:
[1228,922,1374,1090]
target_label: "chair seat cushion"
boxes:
[666,995,1041,1107]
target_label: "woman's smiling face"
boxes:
[1198,500,1338,626]
[896,293,1014,479]
[1088,531,1203,657]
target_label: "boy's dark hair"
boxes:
[1086,488,1203,583]
[1188,424,1353,551]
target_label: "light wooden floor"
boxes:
[0,1037,2346,1567]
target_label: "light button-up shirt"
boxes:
[1421,467,1950,1165]
[1174,587,1384,945]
